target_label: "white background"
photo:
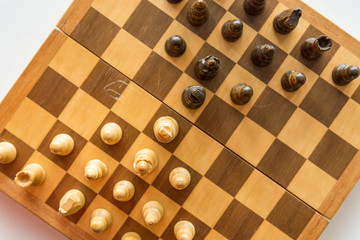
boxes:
[0,0,359,239]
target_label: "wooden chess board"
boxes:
[1,0,360,239]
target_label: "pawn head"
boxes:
[263,44,275,58]
[295,72,306,85]
[205,57,218,70]
[230,19,243,32]
[348,65,360,79]
[169,35,183,48]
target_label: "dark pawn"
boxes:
[231,83,253,105]
[252,44,275,66]
[167,0,182,3]
[273,8,302,34]
[281,70,306,92]
[182,85,206,109]
[195,56,220,80]
[332,64,360,86]
[243,0,265,15]
[221,19,243,42]
[188,0,209,26]
[165,35,186,57]
[301,35,332,59]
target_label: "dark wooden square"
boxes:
[352,85,360,104]
[123,0,173,48]
[133,52,182,101]
[300,78,348,127]
[71,7,120,56]
[247,87,296,136]
[267,192,314,239]
[113,217,158,240]
[257,139,306,187]
[214,199,263,240]
[28,67,77,117]
[238,34,287,84]
[205,149,253,196]
[37,120,87,170]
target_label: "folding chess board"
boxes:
[1,0,360,239]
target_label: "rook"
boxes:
[301,35,332,59]
[231,83,253,105]
[165,35,186,57]
[14,163,46,188]
[221,19,243,42]
[244,0,266,15]
[188,0,209,26]
[332,64,360,85]
[281,70,306,91]
[273,8,302,34]
[195,56,220,80]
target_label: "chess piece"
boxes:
[281,70,306,92]
[169,167,191,190]
[90,208,112,233]
[101,122,122,145]
[174,221,196,240]
[122,232,141,240]
[14,163,46,188]
[273,8,302,34]
[58,189,85,216]
[301,35,332,59]
[221,19,243,42]
[243,0,266,15]
[84,159,108,181]
[113,180,135,202]
[231,83,253,105]
[142,201,164,226]
[182,85,206,109]
[187,0,209,26]
[252,44,275,66]
[168,0,182,3]
[50,133,74,156]
[195,56,220,80]
[165,35,187,57]
[332,64,360,85]
[153,116,179,143]
[0,142,17,164]
[133,149,158,176]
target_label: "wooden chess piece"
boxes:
[332,64,360,85]
[182,85,206,109]
[122,232,142,240]
[273,8,302,34]
[14,163,46,188]
[243,0,265,15]
[174,221,196,240]
[231,83,253,105]
[84,159,108,181]
[168,0,182,3]
[133,149,158,176]
[142,201,164,226]
[252,44,275,66]
[301,35,332,59]
[0,141,17,164]
[153,116,179,143]
[187,0,209,26]
[221,19,243,42]
[281,70,306,92]
[101,122,122,145]
[50,133,74,156]
[58,189,85,216]
[195,56,220,80]
[113,180,135,202]
[90,208,112,233]
[165,35,187,57]
[169,167,191,190]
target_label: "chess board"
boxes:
[0,0,360,239]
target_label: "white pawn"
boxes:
[90,208,112,233]
[121,232,141,240]
[50,133,74,156]
[0,142,17,164]
[169,167,191,190]
[14,163,46,188]
[101,122,122,145]
[174,221,195,240]
[133,149,158,176]
[142,201,164,226]
[84,159,108,181]
[113,180,135,202]
[58,189,85,216]
[153,116,179,143]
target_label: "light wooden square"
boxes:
[130,186,180,236]
[213,0,235,10]
[207,11,257,62]
[259,3,310,53]
[6,98,56,149]
[288,160,336,209]
[153,20,205,71]
[102,29,152,79]
[236,170,284,219]
[205,229,227,240]
[174,126,223,175]
[252,221,292,240]
[183,178,233,227]
[216,64,266,115]
[49,38,98,87]
[59,89,109,140]
[278,108,327,159]
[148,0,188,18]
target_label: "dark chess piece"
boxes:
[251,44,275,66]
[165,35,186,57]
[167,0,182,3]
[188,0,209,26]
[243,0,266,15]
[281,70,306,92]
[230,83,253,105]
[182,85,206,109]
[221,19,243,42]
[332,64,360,85]
[273,8,302,34]
[301,35,332,59]
[195,56,220,80]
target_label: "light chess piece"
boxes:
[332,64,360,85]
[142,201,164,226]
[243,0,266,15]
[187,0,208,26]
[84,159,108,181]
[301,35,332,59]
[182,85,206,109]
[153,116,179,143]
[165,35,186,57]
[252,44,275,66]
[195,56,220,80]
[174,221,196,240]
[14,163,46,188]
[281,70,306,92]
[221,19,243,42]
[58,189,85,216]
[101,122,122,145]
[0,141,17,164]
[113,180,135,202]
[273,8,302,34]
[90,208,112,233]
[121,232,142,240]
[231,83,254,105]
[50,133,74,156]
[133,149,158,176]
[169,167,191,190]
